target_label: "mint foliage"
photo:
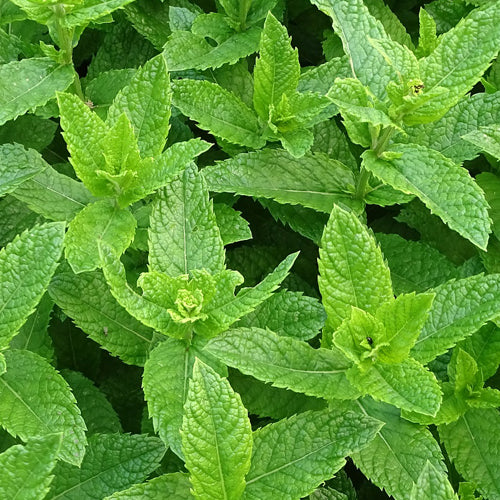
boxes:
[3,1,500,498]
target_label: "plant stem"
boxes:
[52,5,85,101]
[355,126,396,200]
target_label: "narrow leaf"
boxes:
[182,360,252,500]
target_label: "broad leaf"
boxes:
[0,58,74,125]
[182,360,252,500]
[65,200,136,274]
[351,398,447,500]
[411,274,500,364]
[203,148,360,214]
[0,434,61,500]
[49,263,154,366]
[439,409,500,500]
[0,350,87,465]
[308,0,395,101]
[362,144,490,250]
[149,163,224,276]
[237,290,326,341]
[104,473,192,499]
[172,79,265,148]
[213,203,252,246]
[410,461,457,500]
[318,205,393,337]
[49,433,165,500]
[0,143,48,196]
[205,327,359,400]
[347,358,442,416]
[253,13,300,121]
[107,54,171,157]
[11,164,95,221]
[463,125,500,160]
[0,222,64,349]
[242,407,382,500]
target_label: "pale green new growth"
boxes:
[182,359,252,500]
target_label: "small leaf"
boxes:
[182,359,252,500]
[253,12,300,121]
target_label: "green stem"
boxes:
[238,0,251,31]
[355,126,396,200]
[52,5,85,101]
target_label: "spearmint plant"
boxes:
[1,0,500,498]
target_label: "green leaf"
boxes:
[11,164,95,221]
[0,350,87,465]
[65,200,136,274]
[229,371,326,420]
[107,54,171,157]
[253,13,300,121]
[351,398,447,500]
[213,203,252,246]
[48,263,154,366]
[99,242,183,338]
[298,57,351,96]
[0,143,48,196]
[376,233,458,294]
[439,409,500,500]
[61,0,136,28]
[143,338,196,458]
[0,222,64,349]
[237,290,326,341]
[0,58,74,125]
[458,323,500,381]
[242,407,382,500]
[362,144,491,250]
[411,274,500,364]
[149,163,224,276]
[416,8,438,58]
[164,27,262,71]
[0,434,61,500]
[104,473,193,499]
[278,127,314,158]
[58,92,109,196]
[401,92,500,163]
[62,370,122,435]
[477,172,500,241]
[411,461,457,500]
[417,2,500,120]
[182,359,252,500]
[347,357,442,415]
[171,79,265,149]
[203,149,360,214]
[49,433,165,500]
[375,292,435,363]
[195,252,299,337]
[205,327,359,400]
[10,293,54,361]
[318,205,393,336]
[309,0,395,100]
[463,125,500,160]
